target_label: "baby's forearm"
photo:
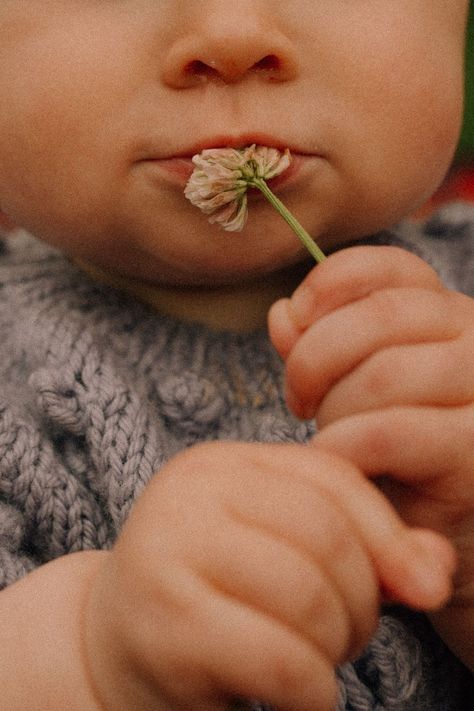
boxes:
[0,550,109,711]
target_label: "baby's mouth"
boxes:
[136,131,321,187]
[142,153,305,192]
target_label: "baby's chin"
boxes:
[114,248,312,290]
[75,247,313,332]
[100,227,313,288]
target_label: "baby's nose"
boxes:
[162,5,298,87]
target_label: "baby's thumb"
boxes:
[309,442,456,612]
[378,527,456,610]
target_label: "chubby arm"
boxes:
[0,550,107,711]
[269,244,474,671]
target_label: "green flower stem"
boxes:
[250,177,326,263]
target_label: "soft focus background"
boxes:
[458,2,474,161]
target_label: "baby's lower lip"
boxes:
[140,153,310,192]
[147,157,195,185]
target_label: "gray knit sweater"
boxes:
[0,204,473,710]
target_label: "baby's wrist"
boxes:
[50,550,112,711]
[0,550,109,711]
[82,549,172,711]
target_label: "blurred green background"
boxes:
[458,3,474,160]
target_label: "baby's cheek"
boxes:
[0,212,16,232]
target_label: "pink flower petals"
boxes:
[185,144,291,231]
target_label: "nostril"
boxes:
[166,43,297,89]
[185,55,282,80]
[254,54,281,72]
[185,60,220,79]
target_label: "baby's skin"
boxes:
[0,1,472,710]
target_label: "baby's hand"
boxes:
[82,441,453,711]
[269,245,474,667]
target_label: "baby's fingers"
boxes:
[317,325,474,427]
[185,570,339,711]
[300,448,456,611]
[285,287,463,419]
[289,246,444,329]
[269,245,443,358]
[314,405,474,519]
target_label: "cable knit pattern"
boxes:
[0,206,473,709]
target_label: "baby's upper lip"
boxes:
[145,132,317,160]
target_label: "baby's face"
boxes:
[0,1,468,286]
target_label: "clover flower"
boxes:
[185,144,325,263]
